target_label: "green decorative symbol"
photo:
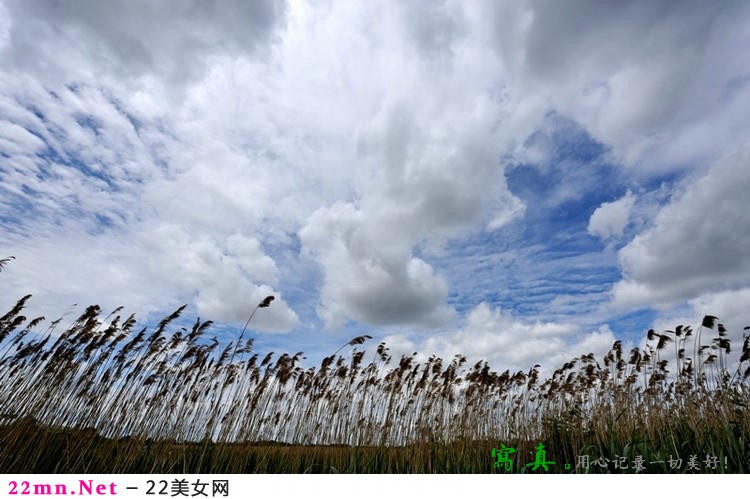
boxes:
[492,443,516,471]
[526,443,555,471]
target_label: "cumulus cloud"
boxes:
[293,4,529,329]
[299,202,454,329]
[383,302,616,373]
[1,0,286,89]
[612,145,750,309]
[136,224,298,331]
[490,0,750,173]
[588,191,635,240]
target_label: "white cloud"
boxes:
[0,222,299,333]
[487,191,526,231]
[588,190,635,240]
[226,235,279,286]
[0,0,749,360]
[383,302,616,373]
[0,1,300,333]
[612,144,750,309]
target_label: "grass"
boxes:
[0,286,749,472]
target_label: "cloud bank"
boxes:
[1,1,749,371]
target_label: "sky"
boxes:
[1,0,750,373]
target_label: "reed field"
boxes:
[1,260,749,473]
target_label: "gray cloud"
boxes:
[491,0,750,173]
[1,0,286,86]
